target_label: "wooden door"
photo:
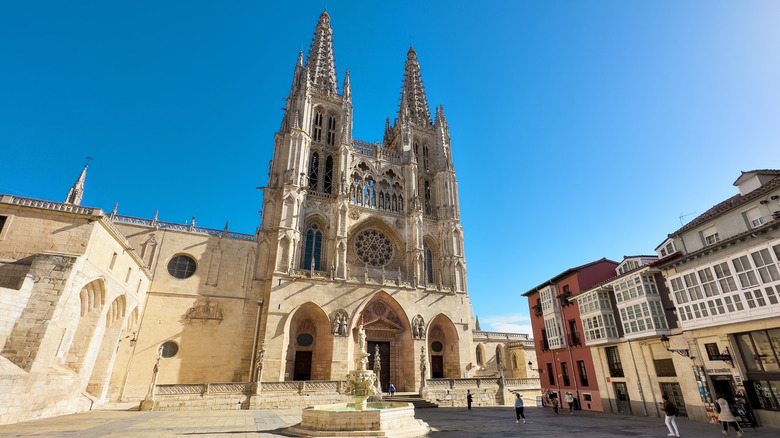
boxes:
[431,355,444,378]
[294,351,312,381]
[367,341,391,391]
[613,382,631,414]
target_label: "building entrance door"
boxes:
[711,375,735,400]
[431,355,444,378]
[293,351,312,380]
[367,341,391,391]
[659,382,688,417]
[613,382,631,414]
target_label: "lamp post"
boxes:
[139,344,164,411]
[250,299,265,386]
[660,335,692,358]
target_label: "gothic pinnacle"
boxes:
[398,45,431,126]
[305,10,338,95]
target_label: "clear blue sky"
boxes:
[2,1,780,335]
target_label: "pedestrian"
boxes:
[514,393,526,424]
[715,394,743,437]
[661,394,680,437]
[552,396,559,414]
[467,390,473,410]
[565,392,575,415]
[388,381,396,397]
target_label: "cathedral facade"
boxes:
[252,11,473,391]
[0,12,521,424]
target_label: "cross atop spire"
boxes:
[65,162,88,205]
[398,46,431,126]
[305,11,338,95]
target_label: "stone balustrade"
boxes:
[1,194,100,216]
[111,215,255,241]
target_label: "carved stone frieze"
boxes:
[184,299,223,324]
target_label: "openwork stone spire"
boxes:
[65,164,88,205]
[399,46,431,125]
[306,11,338,95]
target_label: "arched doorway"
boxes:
[427,314,460,379]
[354,292,414,391]
[283,302,332,381]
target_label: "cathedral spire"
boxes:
[398,46,431,126]
[65,163,88,205]
[305,11,338,95]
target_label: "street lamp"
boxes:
[660,335,692,358]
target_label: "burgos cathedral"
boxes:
[0,12,537,424]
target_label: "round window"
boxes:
[167,254,197,279]
[431,341,443,353]
[160,341,179,358]
[354,230,394,266]
[297,333,314,347]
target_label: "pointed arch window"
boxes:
[424,243,434,284]
[423,144,430,171]
[326,115,337,146]
[301,224,323,271]
[308,152,320,191]
[424,181,432,216]
[312,111,323,143]
[324,156,334,194]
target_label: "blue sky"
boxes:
[2,1,780,334]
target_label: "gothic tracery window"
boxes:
[301,224,323,270]
[424,180,432,216]
[324,156,333,194]
[308,152,319,191]
[326,115,337,146]
[312,111,323,143]
[424,243,434,284]
[354,230,393,267]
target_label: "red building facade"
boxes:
[523,258,618,412]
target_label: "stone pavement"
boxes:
[0,405,776,438]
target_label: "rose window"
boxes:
[354,230,393,266]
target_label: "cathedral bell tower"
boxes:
[257,11,352,278]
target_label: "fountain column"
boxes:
[345,324,377,410]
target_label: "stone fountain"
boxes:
[284,324,430,437]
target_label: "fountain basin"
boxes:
[284,402,430,437]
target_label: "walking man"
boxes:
[715,394,743,437]
[514,393,526,424]
[467,390,473,410]
[565,392,575,415]
[661,394,680,437]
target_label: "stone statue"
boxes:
[255,341,266,382]
[332,316,340,335]
[358,324,366,353]
[339,314,348,336]
[419,346,427,390]
[373,345,381,374]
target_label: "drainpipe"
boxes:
[627,340,648,416]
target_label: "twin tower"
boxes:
[253,11,475,389]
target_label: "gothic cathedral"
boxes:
[254,11,474,391]
[0,12,491,425]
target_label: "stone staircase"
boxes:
[383,392,438,408]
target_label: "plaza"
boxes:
[0,403,776,438]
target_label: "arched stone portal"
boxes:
[354,292,414,392]
[427,314,460,379]
[282,302,332,381]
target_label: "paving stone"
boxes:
[0,406,776,437]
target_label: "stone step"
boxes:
[382,395,438,409]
